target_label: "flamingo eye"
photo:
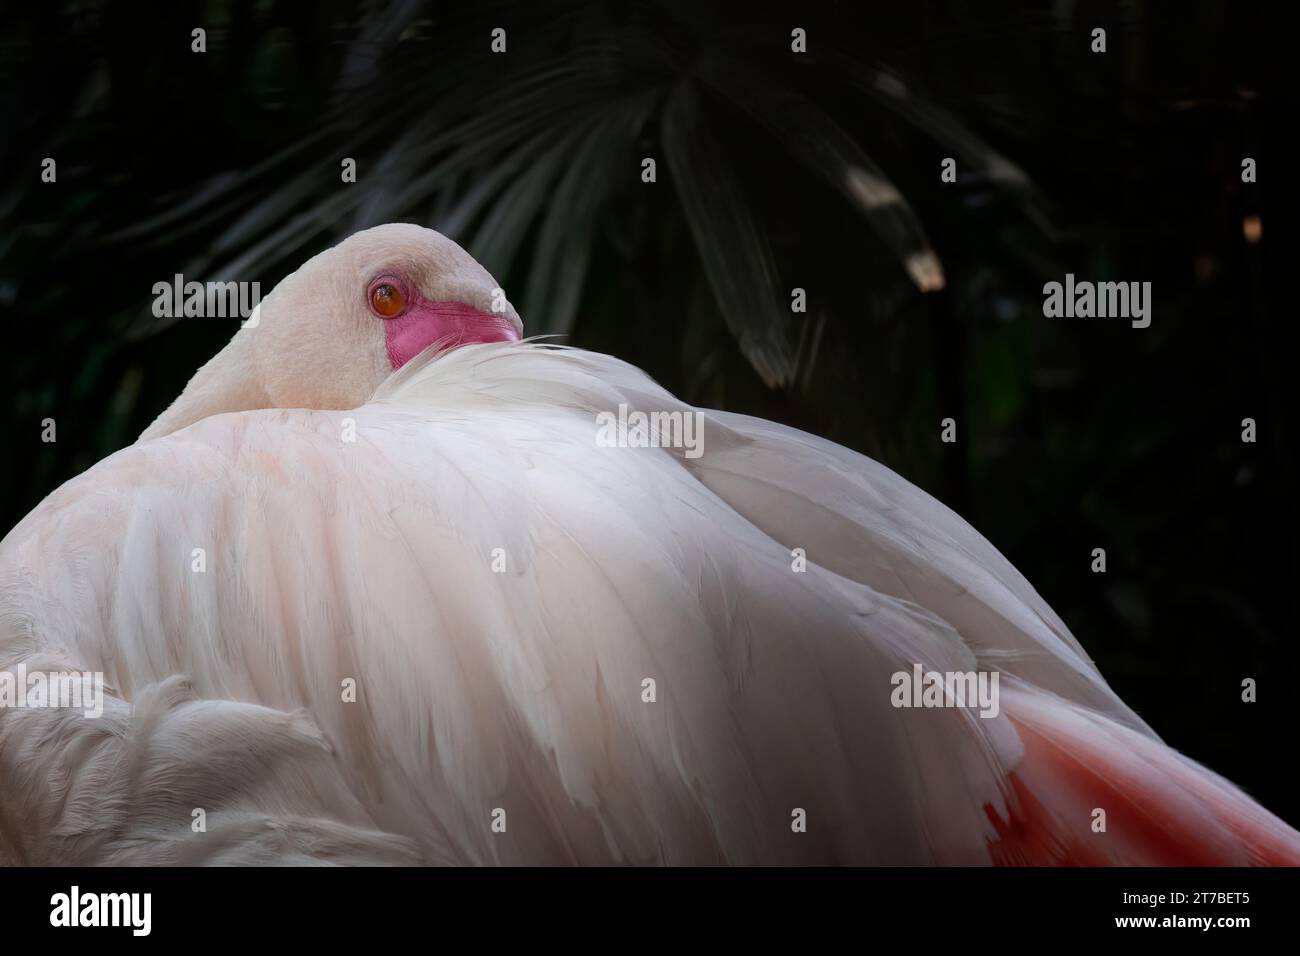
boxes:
[369,280,406,318]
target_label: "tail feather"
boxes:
[987,685,1300,866]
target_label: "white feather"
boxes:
[0,342,1291,864]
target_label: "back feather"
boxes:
[0,342,1293,865]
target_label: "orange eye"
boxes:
[370,282,406,317]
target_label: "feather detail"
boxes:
[1,342,1294,865]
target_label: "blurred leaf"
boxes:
[700,56,945,293]
[662,81,792,386]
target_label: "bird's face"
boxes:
[250,223,522,410]
[138,223,521,442]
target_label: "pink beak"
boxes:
[385,299,521,369]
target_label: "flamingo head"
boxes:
[138,223,522,441]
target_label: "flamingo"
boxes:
[0,223,1295,866]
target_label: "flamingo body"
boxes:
[1,226,1295,865]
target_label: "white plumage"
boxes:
[1,226,1295,865]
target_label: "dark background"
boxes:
[1,1,1294,825]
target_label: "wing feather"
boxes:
[2,341,1267,864]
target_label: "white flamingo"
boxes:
[0,223,1295,865]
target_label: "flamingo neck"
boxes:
[136,334,268,443]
